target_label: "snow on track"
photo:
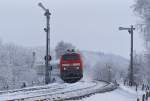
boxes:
[0,80,115,101]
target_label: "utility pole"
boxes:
[119,25,135,86]
[38,2,51,84]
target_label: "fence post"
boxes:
[146,92,148,100]
[136,84,138,91]
[142,84,144,91]
[149,91,150,97]
[142,94,145,101]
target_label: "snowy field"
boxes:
[76,84,146,101]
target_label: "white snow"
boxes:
[0,78,146,101]
[0,80,107,101]
[76,84,146,101]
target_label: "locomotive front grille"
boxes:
[62,67,82,78]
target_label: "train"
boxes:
[60,50,83,83]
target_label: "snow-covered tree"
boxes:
[134,0,150,63]
[0,42,39,89]
[125,52,146,85]
[92,62,116,82]
[132,52,144,84]
[55,41,75,59]
[134,0,150,84]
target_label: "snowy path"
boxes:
[80,88,136,101]
[77,84,145,101]
[0,80,114,101]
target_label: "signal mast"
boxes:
[38,2,52,84]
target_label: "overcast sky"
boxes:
[0,0,144,58]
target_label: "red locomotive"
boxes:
[60,50,83,83]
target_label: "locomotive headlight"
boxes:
[76,67,80,69]
[62,64,70,67]
[64,67,66,70]
[73,63,80,66]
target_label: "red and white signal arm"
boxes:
[44,55,52,61]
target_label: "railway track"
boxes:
[0,83,65,94]
[0,80,117,101]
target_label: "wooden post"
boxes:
[142,94,145,101]
[142,84,144,91]
[136,84,138,91]
[146,92,148,100]
[149,91,150,97]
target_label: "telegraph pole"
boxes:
[119,25,135,86]
[38,2,51,84]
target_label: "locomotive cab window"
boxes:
[62,54,80,60]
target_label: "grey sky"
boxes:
[0,0,143,58]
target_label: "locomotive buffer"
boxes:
[38,2,52,84]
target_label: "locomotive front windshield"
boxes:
[62,54,80,60]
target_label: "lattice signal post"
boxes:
[38,2,51,84]
[119,25,135,86]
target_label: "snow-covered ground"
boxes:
[76,84,145,101]
[0,80,108,101]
